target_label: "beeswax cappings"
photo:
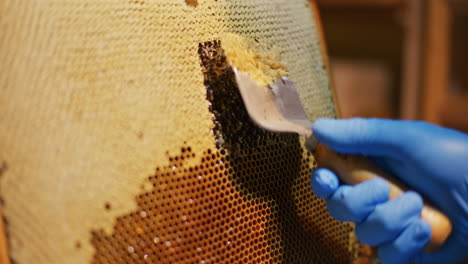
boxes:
[220,33,288,87]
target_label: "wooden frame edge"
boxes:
[0,207,10,264]
[309,0,342,119]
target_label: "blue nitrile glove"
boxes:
[310,118,468,264]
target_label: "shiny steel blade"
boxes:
[233,67,312,138]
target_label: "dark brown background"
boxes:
[317,0,468,132]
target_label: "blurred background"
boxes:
[316,0,468,132]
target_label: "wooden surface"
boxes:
[400,0,424,120]
[0,163,8,264]
[310,0,342,118]
[421,0,451,123]
[0,208,9,264]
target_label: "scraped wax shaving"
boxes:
[220,33,288,87]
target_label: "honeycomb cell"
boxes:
[90,40,363,264]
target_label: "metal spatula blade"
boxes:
[233,68,312,138]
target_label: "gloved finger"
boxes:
[312,118,414,159]
[377,219,431,264]
[326,178,390,223]
[355,191,423,246]
[311,168,339,199]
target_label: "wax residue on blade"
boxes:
[220,33,288,87]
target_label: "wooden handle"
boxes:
[313,143,452,253]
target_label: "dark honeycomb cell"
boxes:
[90,40,363,264]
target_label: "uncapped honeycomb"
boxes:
[89,40,361,264]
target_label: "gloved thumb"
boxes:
[312,118,413,159]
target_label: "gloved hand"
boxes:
[310,118,468,264]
